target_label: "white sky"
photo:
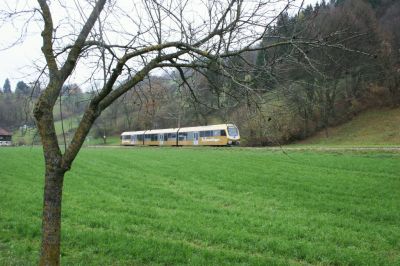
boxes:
[0,0,319,91]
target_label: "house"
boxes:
[0,128,12,146]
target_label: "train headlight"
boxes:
[228,140,232,144]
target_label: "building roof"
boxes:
[0,128,12,136]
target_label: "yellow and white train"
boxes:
[121,124,240,146]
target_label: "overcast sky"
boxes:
[0,0,319,91]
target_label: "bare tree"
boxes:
[1,0,354,264]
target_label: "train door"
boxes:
[131,135,136,145]
[193,132,199,145]
[159,134,164,145]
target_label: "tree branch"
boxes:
[59,0,107,82]
[37,0,58,78]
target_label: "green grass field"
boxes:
[1,147,399,265]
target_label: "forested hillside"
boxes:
[1,0,399,146]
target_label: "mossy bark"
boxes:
[39,168,65,266]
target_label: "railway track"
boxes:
[87,145,400,152]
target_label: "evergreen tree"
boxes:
[3,78,11,94]
[304,4,314,17]
[15,81,30,95]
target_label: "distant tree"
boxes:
[3,78,11,94]
[15,81,30,95]
[61,83,82,96]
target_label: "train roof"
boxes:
[121,128,178,135]
[121,131,146,135]
[121,124,237,135]
[179,124,235,132]
[144,128,179,134]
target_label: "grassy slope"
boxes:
[12,116,81,145]
[298,108,400,146]
[1,147,399,265]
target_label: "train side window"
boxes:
[205,131,211,137]
[200,131,205,137]
[187,132,194,140]
[213,130,220,136]
[220,130,226,136]
[178,132,187,141]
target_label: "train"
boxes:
[121,124,240,146]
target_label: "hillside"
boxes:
[297,108,400,146]
[12,115,82,146]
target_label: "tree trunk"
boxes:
[34,98,66,265]
[39,167,65,266]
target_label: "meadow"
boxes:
[297,108,400,147]
[0,147,399,265]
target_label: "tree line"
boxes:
[0,78,39,130]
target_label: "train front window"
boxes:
[227,126,238,137]
[122,135,131,140]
